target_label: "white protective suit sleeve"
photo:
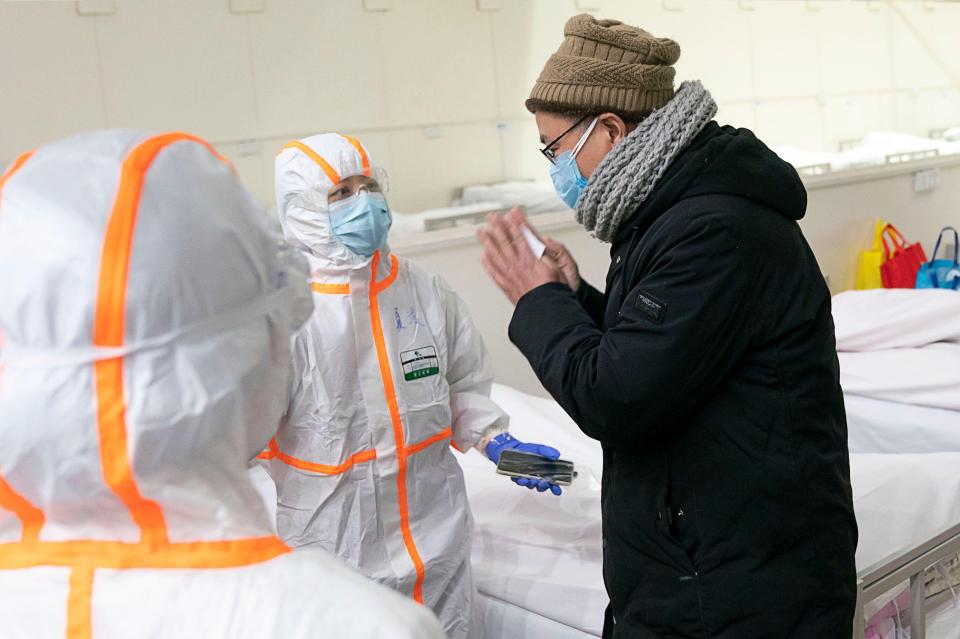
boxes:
[439,276,509,453]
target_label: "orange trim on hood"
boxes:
[0,150,35,213]
[95,134,206,545]
[92,132,234,547]
[341,135,372,177]
[280,141,341,185]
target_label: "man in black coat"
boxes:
[478,14,858,639]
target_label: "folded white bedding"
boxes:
[832,290,960,352]
[839,343,960,411]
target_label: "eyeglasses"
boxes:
[539,115,592,165]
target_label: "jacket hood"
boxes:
[0,130,312,543]
[615,122,807,243]
[275,133,392,279]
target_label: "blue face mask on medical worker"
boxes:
[548,117,599,210]
[328,190,392,257]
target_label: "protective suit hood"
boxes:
[275,133,391,278]
[0,130,313,544]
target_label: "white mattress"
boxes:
[846,394,960,454]
[464,385,960,638]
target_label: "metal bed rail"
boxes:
[853,521,960,639]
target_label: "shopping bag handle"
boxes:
[928,226,959,266]
[869,219,886,251]
[880,224,908,259]
[924,226,960,290]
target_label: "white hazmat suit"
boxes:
[0,130,444,639]
[266,133,509,638]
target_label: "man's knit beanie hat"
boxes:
[526,14,681,120]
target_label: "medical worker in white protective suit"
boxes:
[264,133,563,638]
[0,130,444,639]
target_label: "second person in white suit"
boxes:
[263,133,562,638]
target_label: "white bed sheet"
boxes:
[839,344,960,412]
[464,385,960,638]
[832,290,960,352]
[478,593,596,639]
[846,395,960,454]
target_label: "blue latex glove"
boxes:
[485,432,563,496]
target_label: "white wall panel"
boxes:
[914,88,960,133]
[225,146,272,212]
[378,0,499,128]
[716,102,756,131]
[889,6,953,90]
[248,0,387,137]
[489,0,577,119]
[820,93,896,151]
[95,0,257,140]
[649,0,753,103]
[889,2,960,89]
[817,1,891,95]
[499,118,548,183]
[754,98,824,150]
[892,92,922,137]
[386,123,502,212]
[750,2,820,100]
[0,3,105,159]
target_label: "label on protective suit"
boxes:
[400,346,440,381]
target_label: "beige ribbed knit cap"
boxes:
[526,14,681,120]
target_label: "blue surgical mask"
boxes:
[328,190,392,257]
[549,152,589,210]
[548,117,599,210]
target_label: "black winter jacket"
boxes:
[509,122,858,638]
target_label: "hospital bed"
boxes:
[833,289,960,453]
[462,385,960,639]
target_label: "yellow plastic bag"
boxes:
[855,219,887,290]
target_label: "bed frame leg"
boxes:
[910,572,927,639]
[852,579,866,639]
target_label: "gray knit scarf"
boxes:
[576,81,718,243]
